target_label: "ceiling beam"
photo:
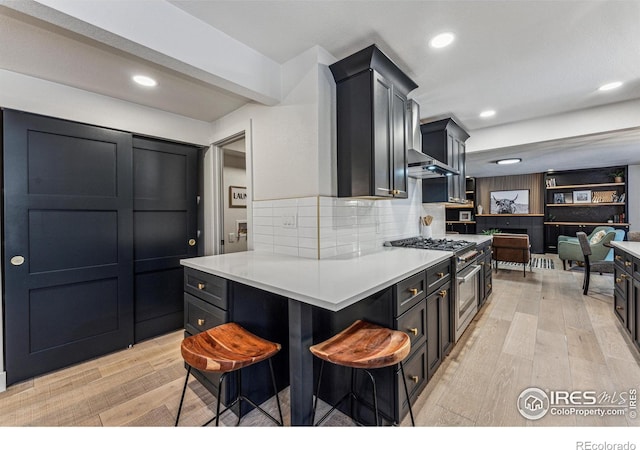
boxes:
[5,0,282,105]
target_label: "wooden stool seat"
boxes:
[181,322,281,373]
[310,320,414,426]
[310,320,410,369]
[175,322,283,427]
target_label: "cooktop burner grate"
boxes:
[385,237,475,253]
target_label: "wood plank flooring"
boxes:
[1,254,639,429]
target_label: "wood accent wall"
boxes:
[476,173,544,214]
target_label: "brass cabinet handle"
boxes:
[487,283,492,289]
[616,306,624,311]
[625,261,632,267]
[436,272,445,278]
[616,277,622,283]
[615,255,622,261]
[409,288,418,296]
[197,282,206,290]
[408,327,418,336]
[410,375,419,384]
[439,289,447,297]
[391,189,400,195]
[197,318,205,326]
[188,238,197,247]
[621,274,630,280]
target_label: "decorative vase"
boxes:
[477,205,483,215]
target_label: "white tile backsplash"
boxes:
[251,178,445,259]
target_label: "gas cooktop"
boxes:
[385,237,475,253]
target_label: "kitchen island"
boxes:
[610,241,640,354]
[181,235,492,425]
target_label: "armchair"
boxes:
[557,228,617,270]
[558,226,613,245]
[491,233,531,277]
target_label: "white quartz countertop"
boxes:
[181,248,452,312]
[611,241,640,259]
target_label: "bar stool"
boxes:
[309,320,415,426]
[175,322,283,427]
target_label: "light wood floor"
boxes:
[1,254,639,428]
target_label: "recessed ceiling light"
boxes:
[133,75,157,87]
[479,110,496,118]
[429,32,455,49]
[598,81,622,91]
[496,158,522,165]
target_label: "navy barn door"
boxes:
[2,110,201,384]
[132,137,199,341]
[3,110,134,384]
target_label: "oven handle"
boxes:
[457,264,481,283]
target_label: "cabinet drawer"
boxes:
[184,268,228,310]
[396,343,427,421]
[396,300,426,349]
[613,289,627,328]
[426,259,452,294]
[184,293,228,335]
[614,249,632,271]
[614,265,629,299]
[395,271,426,316]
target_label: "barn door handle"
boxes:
[10,256,25,266]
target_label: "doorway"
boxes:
[217,134,247,254]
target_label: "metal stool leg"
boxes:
[362,369,379,426]
[268,359,284,425]
[399,362,415,426]
[175,366,192,426]
[311,360,324,425]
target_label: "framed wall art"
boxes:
[572,190,592,203]
[229,186,247,208]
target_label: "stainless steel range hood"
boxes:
[407,159,460,179]
[405,99,460,178]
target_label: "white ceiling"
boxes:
[2,0,640,177]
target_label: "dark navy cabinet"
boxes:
[330,44,417,198]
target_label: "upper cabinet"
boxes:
[330,45,418,198]
[421,118,469,203]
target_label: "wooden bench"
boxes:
[491,233,531,277]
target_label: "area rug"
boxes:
[496,257,555,270]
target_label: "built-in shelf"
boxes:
[446,221,476,224]
[476,214,544,217]
[444,202,474,209]
[544,222,630,226]
[546,182,625,190]
[546,202,626,207]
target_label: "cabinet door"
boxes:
[3,110,134,384]
[133,137,199,341]
[391,88,408,198]
[439,285,453,357]
[372,71,393,198]
[426,292,441,380]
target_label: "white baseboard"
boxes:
[0,371,6,393]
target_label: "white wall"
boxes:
[209,46,336,201]
[0,70,212,145]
